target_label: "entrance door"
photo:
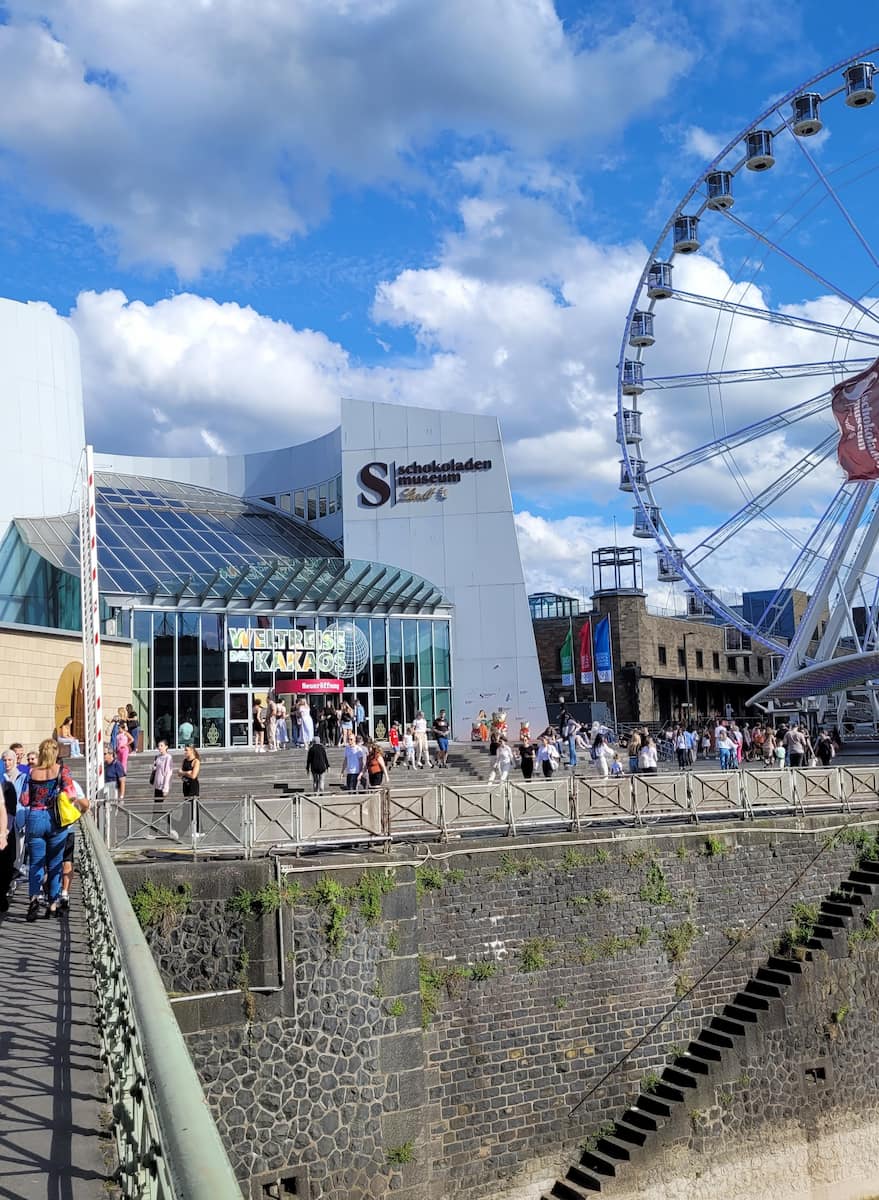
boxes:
[344,689,373,739]
[228,690,252,747]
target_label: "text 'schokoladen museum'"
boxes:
[0,298,546,748]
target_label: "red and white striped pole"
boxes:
[80,445,105,799]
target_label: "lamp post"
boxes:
[682,633,692,722]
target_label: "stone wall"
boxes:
[0,622,132,751]
[133,821,879,1200]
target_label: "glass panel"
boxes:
[279,493,292,512]
[403,688,418,728]
[388,690,404,731]
[153,690,176,747]
[202,690,225,747]
[294,490,305,518]
[177,692,200,747]
[307,487,318,520]
[201,613,225,686]
[319,482,328,518]
[371,619,387,689]
[336,475,343,511]
[403,621,417,686]
[388,619,403,687]
[417,622,434,687]
[355,618,370,688]
[153,613,175,687]
[328,477,337,514]
[227,619,249,686]
[433,621,451,686]
[177,612,200,687]
[436,688,451,730]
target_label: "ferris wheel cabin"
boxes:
[844,61,876,107]
[629,310,655,347]
[617,408,642,445]
[673,215,700,254]
[646,261,673,299]
[656,549,684,583]
[622,359,645,395]
[744,129,775,171]
[619,457,647,492]
[705,171,734,210]
[791,93,823,136]
[633,505,660,538]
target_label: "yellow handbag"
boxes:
[58,789,83,828]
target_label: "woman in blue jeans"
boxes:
[23,739,86,921]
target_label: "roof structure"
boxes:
[747,650,879,705]
[13,473,449,615]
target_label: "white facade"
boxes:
[0,295,546,739]
[0,298,84,535]
[339,398,546,738]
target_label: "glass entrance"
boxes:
[343,689,373,739]
[228,690,252,747]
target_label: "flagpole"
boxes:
[591,615,597,705]
[570,615,578,703]
[607,612,619,732]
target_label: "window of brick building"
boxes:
[742,657,750,675]
[757,658,765,676]
[658,645,667,666]
[677,647,685,667]
[727,655,737,673]
[712,652,720,669]
[695,649,704,668]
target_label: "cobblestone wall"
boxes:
[136,820,879,1200]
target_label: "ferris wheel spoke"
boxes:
[643,358,870,390]
[647,388,833,483]
[669,289,879,347]
[783,118,879,274]
[720,208,879,330]
[686,434,838,566]
[753,485,855,638]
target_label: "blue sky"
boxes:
[1,2,878,603]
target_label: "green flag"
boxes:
[560,627,574,687]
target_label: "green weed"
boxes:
[639,861,673,905]
[518,936,555,972]
[661,920,698,963]
[641,1071,661,1094]
[131,880,192,935]
[468,960,498,981]
[703,835,726,858]
[385,1141,415,1165]
[387,998,405,1018]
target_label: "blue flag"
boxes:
[594,616,612,683]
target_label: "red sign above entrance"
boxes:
[275,678,345,695]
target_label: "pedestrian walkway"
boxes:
[0,880,112,1199]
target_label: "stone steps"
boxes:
[541,850,879,1198]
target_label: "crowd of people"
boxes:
[626,718,844,773]
[1,739,90,920]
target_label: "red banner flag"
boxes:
[579,619,593,685]
[832,356,879,481]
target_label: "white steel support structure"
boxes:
[79,445,105,799]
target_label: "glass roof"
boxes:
[14,472,448,615]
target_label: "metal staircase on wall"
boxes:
[542,855,879,1198]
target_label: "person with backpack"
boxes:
[306,738,330,792]
[23,739,87,920]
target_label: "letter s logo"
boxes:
[357,461,392,508]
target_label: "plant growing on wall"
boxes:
[639,861,673,905]
[131,880,192,935]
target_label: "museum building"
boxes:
[0,298,545,748]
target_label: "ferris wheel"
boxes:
[618,48,879,726]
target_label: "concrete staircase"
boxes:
[542,856,879,1198]
[108,742,494,801]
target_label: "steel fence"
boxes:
[97,766,879,857]
[79,815,243,1199]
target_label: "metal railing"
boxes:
[79,814,243,1199]
[95,766,879,857]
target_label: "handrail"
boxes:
[79,814,243,1199]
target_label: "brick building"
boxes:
[530,548,812,726]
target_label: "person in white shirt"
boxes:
[592,735,616,778]
[488,737,515,783]
[342,735,366,792]
[638,738,658,774]
[401,727,415,770]
[413,711,431,769]
[536,736,560,778]
[716,727,734,770]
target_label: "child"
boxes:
[609,752,623,777]
[401,726,415,770]
[388,721,401,768]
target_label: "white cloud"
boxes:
[0,1,692,274]
[682,124,727,161]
